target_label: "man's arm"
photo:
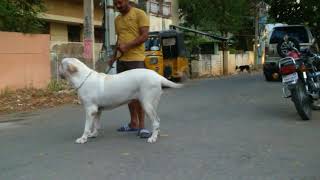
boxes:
[118,26,149,53]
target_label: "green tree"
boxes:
[268,0,320,45]
[179,0,251,36]
[0,0,46,33]
[178,0,256,50]
[178,0,204,29]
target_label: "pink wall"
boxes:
[0,31,51,90]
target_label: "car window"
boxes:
[270,26,309,44]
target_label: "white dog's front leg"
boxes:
[88,110,102,138]
[76,106,97,144]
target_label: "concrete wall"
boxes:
[191,52,223,77]
[50,41,103,79]
[0,32,51,90]
[226,51,254,74]
[211,53,223,76]
[228,53,236,74]
[191,51,254,77]
[50,41,103,61]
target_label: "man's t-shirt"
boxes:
[115,7,150,61]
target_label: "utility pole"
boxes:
[83,0,95,69]
[103,0,115,58]
[254,3,259,66]
[255,1,270,66]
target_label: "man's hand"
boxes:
[117,43,130,53]
[107,57,115,66]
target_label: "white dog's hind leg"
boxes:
[76,106,98,144]
[142,99,160,143]
[146,107,160,143]
[88,110,102,138]
[140,87,162,143]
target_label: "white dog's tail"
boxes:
[160,77,184,88]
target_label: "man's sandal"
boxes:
[117,124,139,132]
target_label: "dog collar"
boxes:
[75,71,93,91]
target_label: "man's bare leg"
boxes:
[128,101,139,129]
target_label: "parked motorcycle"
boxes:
[279,36,320,120]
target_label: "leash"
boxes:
[74,71,93,91]
[105,45,123,74]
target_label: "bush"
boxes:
[0,87,12,98]
[47,80,70,92]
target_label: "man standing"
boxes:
[112,0,151,138]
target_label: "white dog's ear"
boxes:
[67,64,78,74]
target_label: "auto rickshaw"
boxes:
[144,30,189,81]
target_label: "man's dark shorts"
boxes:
[117,60,145,73]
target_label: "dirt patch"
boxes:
[0,81,78,115]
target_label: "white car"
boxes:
[263,25,314,81]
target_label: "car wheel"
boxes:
[264,73,273,81]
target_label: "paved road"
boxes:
[1,73,320,180]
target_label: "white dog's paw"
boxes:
[75,137,88,144]
[147,136,157,143]
[88,131,98,138]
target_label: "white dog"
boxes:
[59,58,182,144]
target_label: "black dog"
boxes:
[235,65,251,73]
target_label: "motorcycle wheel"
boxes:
[264,73,273,81]
[290,80,312,120]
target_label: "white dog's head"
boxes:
[59,58,87,80]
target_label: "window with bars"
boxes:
[146,0,172,18]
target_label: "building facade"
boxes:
[40,0,179,54]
